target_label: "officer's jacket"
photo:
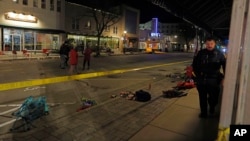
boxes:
[192,48,226,79]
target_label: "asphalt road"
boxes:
[0,53,193,83]
[0,53,193,135]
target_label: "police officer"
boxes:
[192,37,226,118]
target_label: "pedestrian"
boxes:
[69,46,79,75]
[59,40,70,69]
[165,44,169,52]
[192,37,226,118]
[82,44,92,70]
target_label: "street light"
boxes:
[174,35,178,38]
[123,31,127,54]
[123,31,127,46]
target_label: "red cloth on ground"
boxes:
[70,49,78,65]
[185,66,193,78]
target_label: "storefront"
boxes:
[0,27,63,52]
[67,34,120,51]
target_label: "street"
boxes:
[0,53,196,141]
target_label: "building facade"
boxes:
[0,1,140,54]
[139,19,194,52]
[65,2,140,53]
[0,0,65,53]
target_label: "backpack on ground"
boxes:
[135,90,151,102]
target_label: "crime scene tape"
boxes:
[0,60,191,91]
[216,126,230,141]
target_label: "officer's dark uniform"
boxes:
[192,48,226,117]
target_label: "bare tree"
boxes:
[88,0,121,56]
[179,23,196,51]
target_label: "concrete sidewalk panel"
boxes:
[129,124,191,141]
[174,89,200,109]
[149,104,218,140]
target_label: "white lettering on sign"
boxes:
[151,33,160,37]
[234,129,247,136]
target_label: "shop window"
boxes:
[52,35,59,50]
[36,33,55,50]
[57,0,61,12]
[50,0,54,11]
[24,32,34,50]
[41,0,46,9]
[23,0,28,5]
[33,0,38,7]
[72,18,79,30]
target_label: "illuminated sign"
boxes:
[151,33,160,37]
[5,12,37,23]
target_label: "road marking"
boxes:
[0,104,21,107]
[0,60,191,91]
[0,102,76,128]
[0,107,20,115]
[0,119,18,128]
[24,86,46,91]
[47,102,76,106]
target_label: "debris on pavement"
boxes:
[162,65,196,98]
[184,65,194,79]
[120,90,151,102]
[173,78,196,90]
[162,90,188,98]
[166,73,185,79]
[120,91,133,98]
[134,90,151,102]
[76,97,97,112]
[167,65,196,90]
[111,94,117,98]
[10,96,49,132]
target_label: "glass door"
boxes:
[52,35,59,50]
[13,35,21,51]
[4,34,21,51]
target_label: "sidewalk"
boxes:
[0,53,60,61]
[0,80,219,141]
[0,51,193,61]
[0,51,146,61]
[129,88,220,141]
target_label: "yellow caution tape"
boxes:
[216,126,230,141]
[0,60,191,91]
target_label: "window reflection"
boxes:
[24,32,34,50]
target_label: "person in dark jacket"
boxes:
[192,37,226,118]
[59,40,70,69]
[82,45,92,70]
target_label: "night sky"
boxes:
[66,0,182,23]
